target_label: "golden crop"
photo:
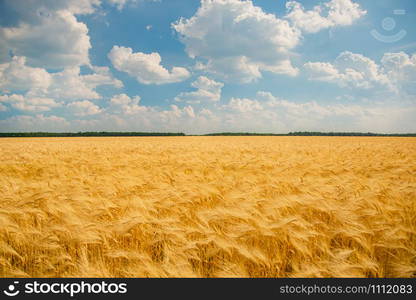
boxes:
[0,136,415,278]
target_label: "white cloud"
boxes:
[110,93,147,115]
[172,0,366,82]
[217,91,416,133]
[67,100,102,116]
[326,0,366,26]
[0,0,147,69]
[1,55,122,106]
[1,1,101,19]
[0,1,123,106]
[0,0,145,69]
[200,108,213,117]
[285,1,332,34]
[0,56,51,93]
[0,9,91,69]
[107,0,129,10]
[172,0,301,83]
[381,52,416,72]
[0,94,60,112]
[381,52,416,95]
[107,0,150,10]
[183,105,195,118]
[110,93,136,106]
[285,0,366,33]
[304,51,416,94]
[46,68,102,100]
[108,46,190,84]
[175,76,223,103]
[256,91,341,117]
[38,104,202,132]
[304,51,390,89]
[224,97,263,113]
[2,90,415,133]
[0,114,70,132]
[0,0,154,70]
[44,66,122,100]
[83,66,124,89]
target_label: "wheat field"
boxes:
[0,136,415,278]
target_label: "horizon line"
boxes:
[1,131,416,137]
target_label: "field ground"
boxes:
[0,137,415,277]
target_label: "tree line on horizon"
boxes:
[0,132,186,137]
[203,132,416,137]
[0,131,415,137]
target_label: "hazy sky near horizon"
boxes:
[0,0,415,133]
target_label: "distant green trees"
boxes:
[0,131,414,137]
[287,132,416,137]
[203,132,286,136]
[0,132,185,137]
[204,132,416,137]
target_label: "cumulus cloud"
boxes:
[107,0,155,11]
[172,0,301,83]
[107,0,130,10]
[0,0,412,134]
[0,57,121,115]
[218,91,416,133]
[2,89,415,133]
[1,1,101,21]
[0,0,153,68]
[0,94,60,112]
[91,105,202,132]
[175,76,223,103]
[0,114,70,132]
[183,105,195,118]
[0,56,51,93]
[223,91,344,118]
[44,66,122,100]
[381,52,416,95]
[200,108,213,117]
[224,97,263,113]
[304,51,416,94]
[0,9,91,68]
[325,0,366,26]
[2,0,147,16]
[256,91,344,117]
[108,46,190,84]
[303,51,386,89]
[67,100,102,116]
[216,91,374,132]
[285,0,366,33]
[1,55,122,110]
[285,1,332,34]
[103,91,416,134]
[84,66,124,89]
[110,93,147,115]
[172,0,366,83]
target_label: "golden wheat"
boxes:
[0,136,415,277]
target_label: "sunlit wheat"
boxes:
[0,136,415,277]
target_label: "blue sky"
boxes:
[0,0,415,133]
